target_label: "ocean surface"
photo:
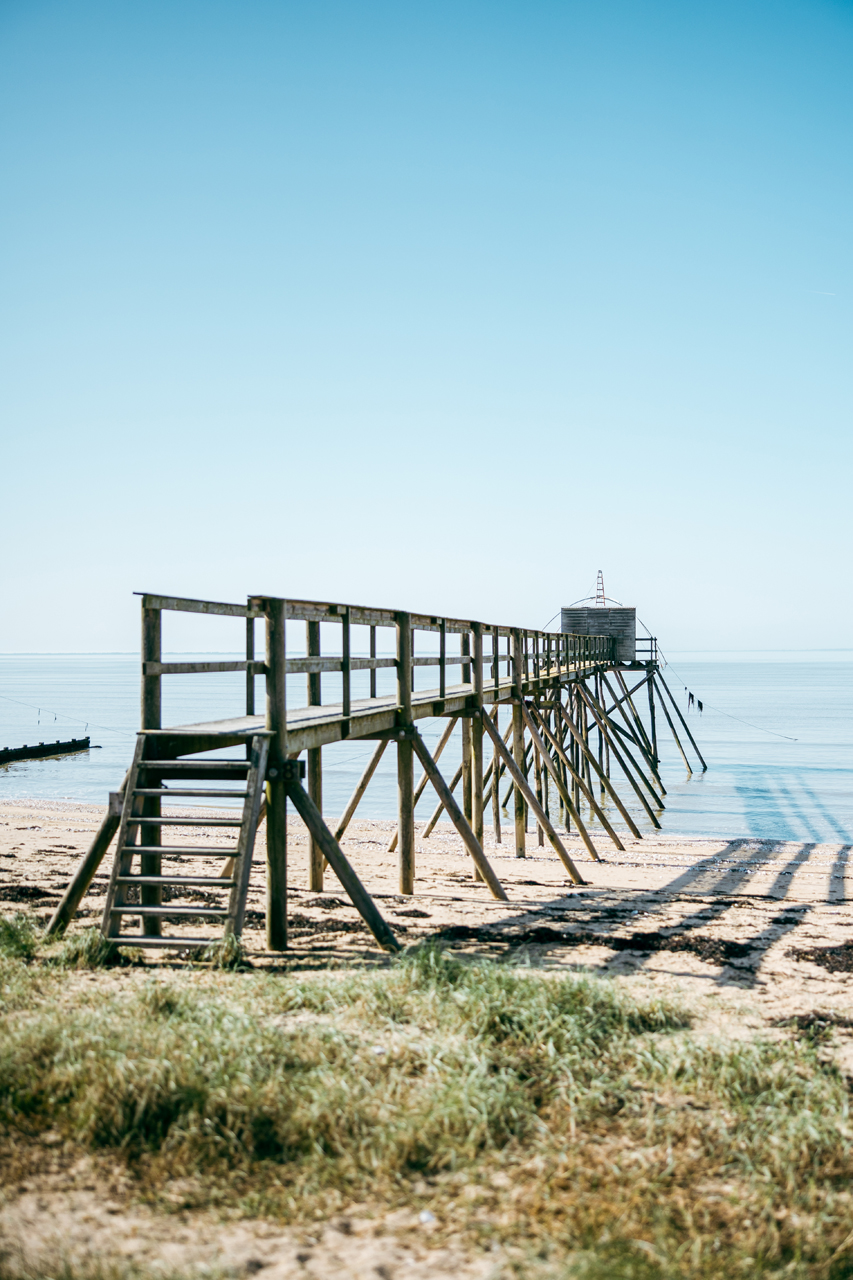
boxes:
[1,652,852,844]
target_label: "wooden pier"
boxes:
[48,592,705,953]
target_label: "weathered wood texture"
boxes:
[53,590,704,951]
[264,597,288,949]
[396,612,415,895]
[411,730,507,900]
[481,710,585,884]
[283,769,401,952]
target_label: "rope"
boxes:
[643,630,799,743]
[0,692,134,739]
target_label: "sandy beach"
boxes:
[3,796,853,1028]
[4,799,853,1277]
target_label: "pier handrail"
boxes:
[134,591,617,738]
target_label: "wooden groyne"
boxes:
[0,737,91,765]
[49,592,704,952]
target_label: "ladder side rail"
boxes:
[227,735,271,937]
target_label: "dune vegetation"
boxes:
[2,915,853,1278]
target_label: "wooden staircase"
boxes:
[100,732,270,949]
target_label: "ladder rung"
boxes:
[121,846,237,856]
[139,761,250,772]
[132,817,242,827]
[133,789,249,798]
[116,875,236,887]
[108,906,229,918]
[108,935,214,949]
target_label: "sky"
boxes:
[2,0,852,653]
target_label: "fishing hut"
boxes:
[49,580,705,954]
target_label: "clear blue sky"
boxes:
[2,0,851,652]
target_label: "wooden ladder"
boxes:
[100,732,270,949]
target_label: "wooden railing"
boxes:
[136,592,617,737]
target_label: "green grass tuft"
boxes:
[52,928,139,970]
[199,934,249,970]
[0,914,39,961]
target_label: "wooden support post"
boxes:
[511,628,526,857]
[369,625,377,700]
[47,775,128,935]
[549,700,644,840]
[481,711,585,884]
[602,671,663,787]
[526,702,625,851]
[265,597,288,950]
[520,703,604,860]
[652,677,693,774]
[655,669,708,771]
[596,674,606,800]
[284,767,400,951]
[491,706,502,844]
[411,730,507,900]
[396,611,415,895]
[334,739,389,843]
[646,669,659,771]
[614,668,657,766]
[501,736,533,812]
[471,624,485,878]
[554,700,566,827]
[575,686,663,829]
[140,604,162,937]
[388,717,457,851]
[341,606,351,720]
[306,620,324,891]
[461,718,472,823]
[592,682,665,807]
[533,740,545,845]
[246,614,255,717]
[571,688,581,812]
[540,704,550,821]
[426,717,509,839]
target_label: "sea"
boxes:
[2,651,852,844]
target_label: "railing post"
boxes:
[141,604,161,732]
[460,628,472,827]
[140,602,162,935]
[396,611,415,895]
[245,613,255,717]
[471,623,485,880]
[511,627,526,858]
[369,625,377,699]
[439,618,446,700]
[264,597,288,949]
[306,620,323,892]
[342,606,351,720]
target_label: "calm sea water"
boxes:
[1,652,852,843]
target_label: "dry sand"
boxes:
[2,797,853,1276]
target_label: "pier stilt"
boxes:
[396,612,415,895]
[307,620,324,891]
[265,596,288,950]
[140,605,162,937]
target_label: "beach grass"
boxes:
[2,918,853,1278]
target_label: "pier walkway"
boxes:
[49,591,704,955]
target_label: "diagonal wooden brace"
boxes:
[281,764,401,952]
[519,702,607,858]
[481,708,586,885]
[410,729,508,901]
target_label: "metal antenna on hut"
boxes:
[595,570,606,607]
